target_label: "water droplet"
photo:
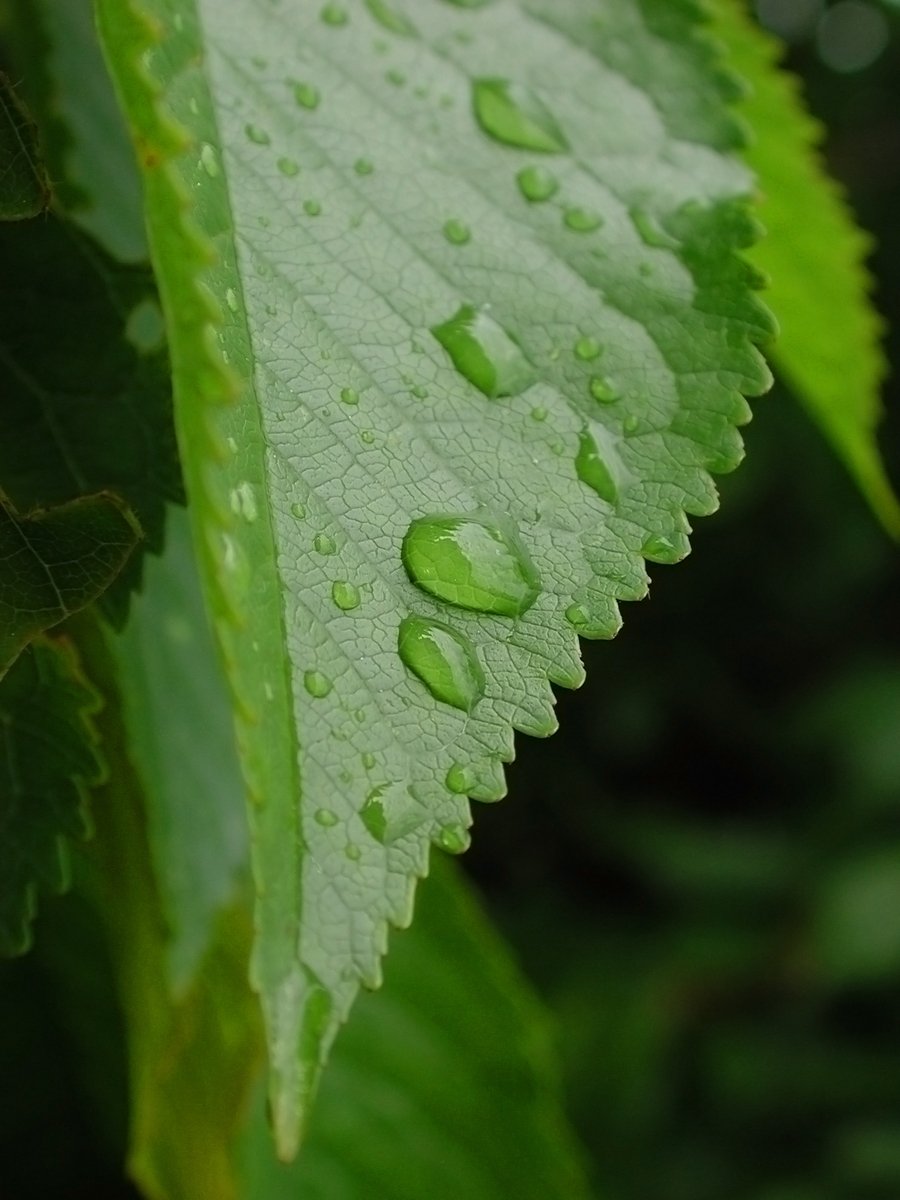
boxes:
[290,500,306,519]
[320,2,348,25]
[437,823,470,854]
[345,842,362,861]
[589,375,618,404]
[362,751,376,770]
[402,514,540,617]
[225,287,239,312]
[304,670,333,698]
[364,0,416,35]
[245,123,270,145]
[340,386,359,405]
[229,480,259,521]
[473,79,567,152]
[630,207,679,250]
[444,0,489,6]
[361,782,424,842]
[200,143,219,176]
[564,207,602,233]
[385,67,406,87]
[565,603,591,630]
[331,580,361,611]
[623,414,639,435]
[304,199,322,216]
[277,156,300,177]
[442,218,471,245]
[432,304,533,399]
[314,532,337,555]
[530,406,548,422]
[354,158,374,176]
[360,429,375,444]
[516,165,558,202]
[314,807,338,827]
[642,533,680,563]
[446,762,475,794]
[293,81,320,110]
[410,383,428,400]
[574,335,602,361]
[398,615,485,712]
[575,427,618,504]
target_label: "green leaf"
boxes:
[238,861,592,1199]
[0,216,181,625]
[4,0,146,258]
[97,0,772,1152]
[0,72,51,219]
[711,0,900,536]
[0,638,103,955]
[112,506,249,993]
[0,492,139,675]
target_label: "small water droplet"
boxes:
[277,156,300,177]
[332,580,361,611]
[304,670,333,698]
[432,304,533,399]
[340,386,359,405]
[229,480,259,522]
[623,414,639,435]
[564,207,602,233]
[630,207,679,250]
[354,158,374,175]
[360,429,375,444]
[574,336,602,361]
[245,123,271,145]
[290,500,306,518]
[589,376,618,404]
[437,823,471,855]
[293,81,320,110]
[473,79,567,152]
[446,762,475,794]
[320,2,348,24]
[314,807,339,827]
[402,514,540,617]
[364,0,416,34]
[442,217,471,245]
[225,287,239,312]
[531,406,548,422]
[642,533,680,563]
[575,427,618,504]
[516,165,558,202]
[385,67,406,86]
[304,199,322,216]
[345,842,362,861]
[200,143,219,176]
[314,532,337,555]
[362,751,376,770]
[398,615,485,712]
[410,383,429,400]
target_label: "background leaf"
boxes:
[97,0,773,1151]
[0,72,51,219]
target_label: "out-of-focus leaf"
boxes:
[812,850,900,984]
[0,72,50,219]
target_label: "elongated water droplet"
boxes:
[623,414,639,435]
[473,79,567,152]
[516,164,558,202]
[446,762,475,794]
[225,287,239,312]
[564,207,602,233]
[362,751,376,770]
[354,158,374,176]
[314,532,337,555]
[229,480,259,522]
[200,143,219,176]
[574,335,602,361]
[321,2,348,24]
[642,533,681,563]
[340,386,359,405]
[590,375,618,404]
[345,842,362,861]
[304,669,333,698]
[361,782,424,842]
[304,199,322,216]
[245,124,270,145]
[398,615,485,712]
[293,82,320,110]
[411,383,429,399]
[278,157,300,177]
[432,304,533,399]
[314,807,338,827]
[402,514,540,617]
[290,500,306,519]
[442,218,471,245]
[331,580,361,611]
[630,207,679,250]
[575,427,618,504]
[437,823,471,854]
[365,0,416,34]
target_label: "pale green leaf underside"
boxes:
[98,0,771,1154]
[712,0,900,536]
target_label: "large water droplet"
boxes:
[293,82,320,110]
[365,0,416,34]
[472,79,567,153]
[641,532,681,563]
[245,123,271,145]
[398,615,485,712]
[304,669,333,698]
[432,304,533,398]
[402,514,540,617]
[442,218,471,245]
[516,164,558,202]
[361,782,425,843]
[446,761,505,801]
[575,427,618,504]
[437,823,471,854]
[331,580,361,611]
